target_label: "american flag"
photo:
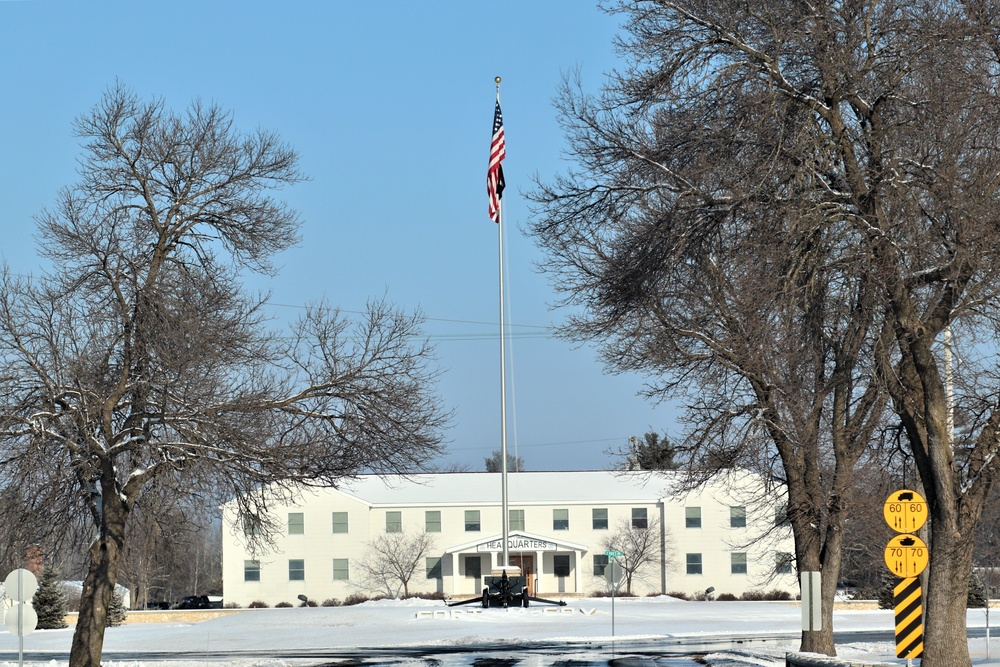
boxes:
[487,99,506,223]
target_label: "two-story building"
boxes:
[221,470,796,606]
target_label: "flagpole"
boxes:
[495,75,510,571]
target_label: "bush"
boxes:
[740,590,766,601]
[248,600,270,609]
[224,602,241,609]
[275,601,293,608]
[666,591,691,600]
[716,593,738,601]
[407,591,445,600]
[321,598,341,607]
[343,593,370,606]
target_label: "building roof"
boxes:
[332,470,680,507]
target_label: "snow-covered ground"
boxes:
[1,596,999,667]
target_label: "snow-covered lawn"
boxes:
[1,596,998,667]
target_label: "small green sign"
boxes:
[606,550,623,557]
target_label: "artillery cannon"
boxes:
[447,567,567,608]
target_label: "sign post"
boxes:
[605,550,624,639]
[4,568,38,667]
[882,489,928,661]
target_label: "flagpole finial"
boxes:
[495,76,502,84]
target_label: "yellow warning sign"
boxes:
[883,489,928,533]
[894,576,924,658]
[884,534,929,578]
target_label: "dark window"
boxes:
[289,559,305,581]
[685,507,701,528]
[554,555,571,578]
[686,553,702,575]
[632,507,648,529]
[592,508,609,530]
[244,560,260,582]
[553,509,569,530]
[465,510,481,532]
[730,506,747,528]
[731,552,748,574]
[426,557,442,579]
[593,554,609,576]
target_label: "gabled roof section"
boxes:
[334,470,676,507]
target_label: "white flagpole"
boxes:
[495,76,510,571]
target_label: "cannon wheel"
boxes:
[521,588,529,608]
[482,589,490,608]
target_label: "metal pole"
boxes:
[496,76,509,571]
[18,569,23,667]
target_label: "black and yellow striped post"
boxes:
[894,576,924,659]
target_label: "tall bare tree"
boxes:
[0,85,447,667]
[531,3,1000,665]
[530,3,888,657]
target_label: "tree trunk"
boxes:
[922,527,973,667]
[69,483,128,667]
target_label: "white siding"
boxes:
[222,471,796,606]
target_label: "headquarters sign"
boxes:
[477,537,557,552]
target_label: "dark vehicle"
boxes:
[173,595,223,609]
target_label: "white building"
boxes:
[221,470,796,606]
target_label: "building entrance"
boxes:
[508,554,535,595]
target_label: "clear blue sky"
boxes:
[0,0,679,471]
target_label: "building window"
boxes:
[333,558,349,581]
[289,559,305,581]
[593,554,609,576]
[426,557,442,579]
[554,555,571,578]
[776,552,794,575]
[775,503,790,526]
[553,509,569,530]
[242,516,262,538]
[592,508,609,530]
[685,507,702,528]
[686,553,703,575]
[465,556,482,579]
[425,510,441,533]
[332,512,348,534]
[509,509,525,531]
[731,552,748,574]
[386,511,402,533]
[243,560,260,582]
[288,512,304,535]
[465,510,481,532]
[730,506,747,528]
[632,507,648,529]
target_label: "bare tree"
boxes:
[532,4,1000,665]
[600,516,664,596]
[530,1,890,655]
[0,84,447,667]
[356,531,437,598]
